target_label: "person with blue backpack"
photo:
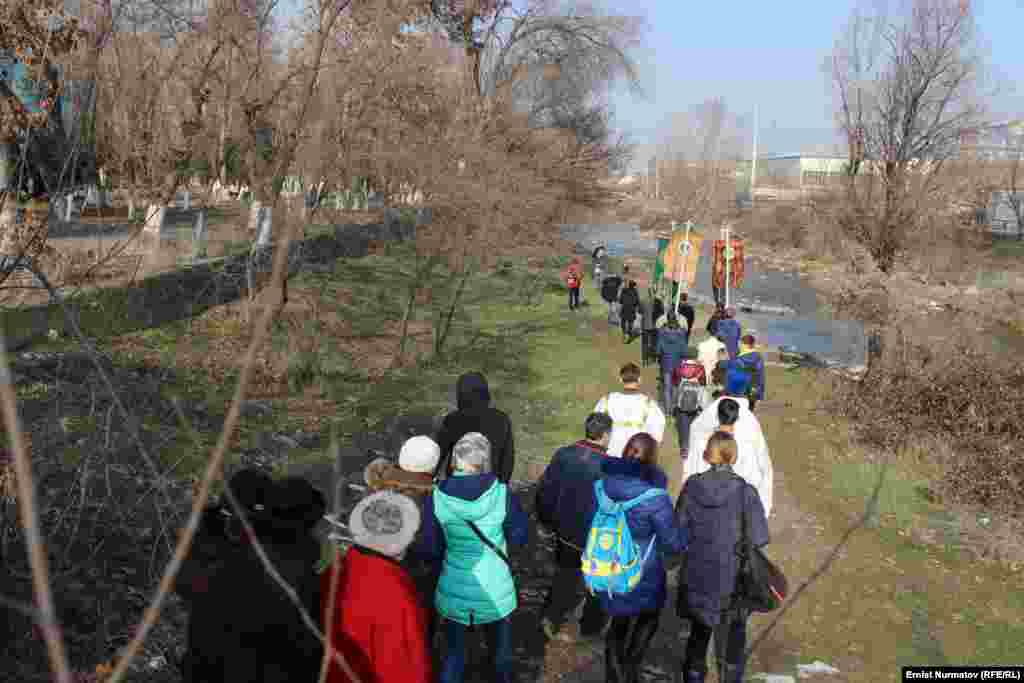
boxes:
[582,432,689,683]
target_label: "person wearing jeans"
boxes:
[442,617,513,683]
[415,432,530,683]
[655,315,689,412]
[535,413,616,642]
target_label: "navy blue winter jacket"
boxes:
[716,318,742,359]
[655,327,690,373]
[415,473,530,564]
[674,465,770,628]
[594,458,688,617]
[535,440,616,551]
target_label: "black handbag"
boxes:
[733,483,787,613]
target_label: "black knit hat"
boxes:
[269,477,326,531]
[225,468,275,517]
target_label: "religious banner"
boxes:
[672,233,703,288]
[664,230,703,287]
[653,237,670,288]
[711,238,745,289]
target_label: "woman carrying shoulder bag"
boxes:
[415,432,530,683]
[673,431,770,683]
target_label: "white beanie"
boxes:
[349,491,421,558]
[398,435,441,474]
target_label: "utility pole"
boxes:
[750,104,759,206]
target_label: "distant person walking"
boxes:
[619,281,641,342]
[655,314,689,412]
[593,245,608,285]
[672,349,709,460]
[716,307,742,359]
[566,269,582,311]
[697,333,727,386]
[602,272,624,326]
[595,363,666,458]
[535,413,615,642]
[706,304,726,338]
[732,334,766,412]
[676,292,696,335]
[675,431,770,683]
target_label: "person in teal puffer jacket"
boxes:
[417,432,530,683]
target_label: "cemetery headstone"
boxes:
[144,204,167,234]
[61,194,76,221]
[192,209,208,259]
[367,192,384,210]
[248,201,263,234]
[182,190,191,211]
[85,185,100,208]
[415,207,432,227]
[255,206,273,247]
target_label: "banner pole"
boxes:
[725,223,732,309]
[675,219,691,315]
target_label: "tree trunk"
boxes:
[218,45,235,188]
[434,265,472,358]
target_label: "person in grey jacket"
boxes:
[674,431,770,683]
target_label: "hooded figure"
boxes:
[321,491,432,683]
[177,469,324,683]
[684,372,773,517]
[417,433,530,683]
[675,431,769,683]
[435,372,516,483]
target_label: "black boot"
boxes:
[720,662,743,683]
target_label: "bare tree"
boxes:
[655,98,746,224]
[830,0,988,273]
[478,0,644,151]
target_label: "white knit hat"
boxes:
[398,435,441,474]
[349,490,421,558]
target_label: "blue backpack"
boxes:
[581,480,668,597]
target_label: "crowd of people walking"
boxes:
[173,251,777,683]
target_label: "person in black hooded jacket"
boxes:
[435,372,516,483]
[176,470,326,683]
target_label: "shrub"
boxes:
[829,326,1024,516]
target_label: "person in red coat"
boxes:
[321,491,432,683]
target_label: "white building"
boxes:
[747,154,851,192]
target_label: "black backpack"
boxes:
[652,298,666,322]
[601,276,623,303]
[676,378,703,414]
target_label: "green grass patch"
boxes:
[828,461,934,530]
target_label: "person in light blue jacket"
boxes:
[417,432,530,683]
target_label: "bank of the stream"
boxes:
[5,244,1023,682]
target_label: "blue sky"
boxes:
[277,1,1024,173]
[601,0,1024,172]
